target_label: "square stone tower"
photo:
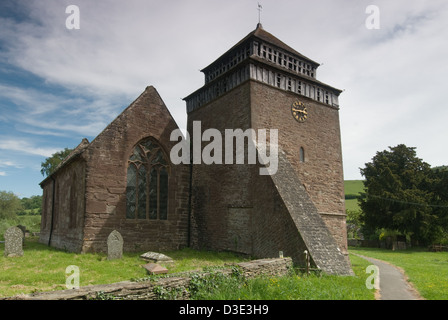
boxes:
[184,24,352,275]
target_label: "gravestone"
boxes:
[4,226,24,257]
[140,251,174,264]
[107,230,123,260]
[143,263,169,275]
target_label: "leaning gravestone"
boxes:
[4,226,24,257]
[107,230,123,260]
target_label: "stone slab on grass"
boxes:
[143,263,169,275]
[140,251,174,264]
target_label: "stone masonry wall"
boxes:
[187,79,349,272]
[81,86,190,253]
[249,170,309,265]
[269,151,353,275]
[250,80,348,256]
[187,81,252,252]
[39,159,86,252]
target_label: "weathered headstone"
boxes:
[4,226,24,257]
[107,230,123,260]
[140,251,174,264]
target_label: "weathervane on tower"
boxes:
[257,3,263,27]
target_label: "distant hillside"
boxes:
[344,180,364,196]
[344,180,364,212]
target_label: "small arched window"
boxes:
[126,137,169,220]
[299,147,305,163]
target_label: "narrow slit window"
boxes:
[299,147,305,163]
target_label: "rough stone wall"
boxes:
[187,79,350,274]
[250,80,348,255]
[186,81,317,267]
[81,86,189,253]
[187,81,252,252]
[40,181,53,240]
[249,170,309,265]
[5,258,292,300]
[39,159,86,252]
[268,151,353,275]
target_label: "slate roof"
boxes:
[201,23,319,73]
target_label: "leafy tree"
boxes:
[346,209,363,239]
[18,195,42,215]
[427,167,448,244]
[21,195,42,210]
[0,191,22,219]
[40,148,73,177]
[359,144,443,245]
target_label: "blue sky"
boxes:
[1,0,448,198]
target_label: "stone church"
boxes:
[39,24,353,275]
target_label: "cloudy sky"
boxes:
[1,0,447,198]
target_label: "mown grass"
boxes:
[350,247,448,300]
[0,237,249,298]
[0,237,376,300]
[190,254,375,300]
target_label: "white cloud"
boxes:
[0,83,124,137]
[0,160,22,168]
[0,171,6,176]
[0,0,447,185]
[0,84,60,115]
[0,138,60,157]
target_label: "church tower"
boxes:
[184,24,352,275]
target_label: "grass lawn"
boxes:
[349,247,448,300]
[0,237,376,300]
[195,253,375,300]
[0,237,250,298]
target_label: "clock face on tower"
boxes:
[291,100,308,122]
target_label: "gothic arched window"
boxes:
[126,137,169,220]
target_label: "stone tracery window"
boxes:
[126,137,169,220]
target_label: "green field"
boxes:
[344,180,364,211]
[344,180,364,195]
